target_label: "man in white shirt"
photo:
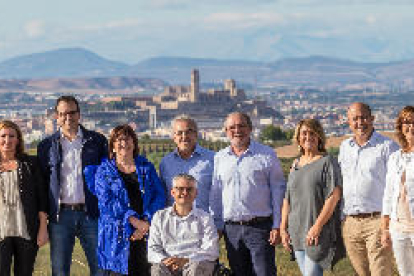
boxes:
[148,174,219,276]
[38,96,108,276]
[339,102,399,276]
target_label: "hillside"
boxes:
[0,76,167,92]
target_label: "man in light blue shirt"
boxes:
[210,112,286,276]
[339,102,399,276]
[159,115,214,213]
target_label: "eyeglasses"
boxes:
[350,116,371,122]
[173,186,195,193]
[115,136,132,142]
[402,120,414,126]
[57,110,79,118]
[174,129,196,136]
[227,124,249,131]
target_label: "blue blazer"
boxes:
[92,156,166,274]
[37,125,108,222]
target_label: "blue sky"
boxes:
[1,0,413,63]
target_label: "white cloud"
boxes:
[75,18,142,32]
[146,0,275,9]
[24,20,45,38]
[307,29,345,39]
[145,0,189,9]
[205,12,285,30]
[366,15,377,25]
[105,19,142,29]
[276,0,414,5]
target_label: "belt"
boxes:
[348,212,381,219]
[60,203,86,212]
[226,216,272,226]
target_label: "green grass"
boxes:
[34,241,88,276]
[34,239,400,276]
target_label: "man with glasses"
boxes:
[339,102,398,276]
[159,115,215,212]
[37,95,108,276]
[148,173,219,276]
[210,112,286,276]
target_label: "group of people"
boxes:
[0,95,413,276]
[280,102,414,276]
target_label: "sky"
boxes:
[1,0,414,64]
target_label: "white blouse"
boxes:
[0,169,30,241]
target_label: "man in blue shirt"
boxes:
[210,112,286,276]
[159,115,214,213]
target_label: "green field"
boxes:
[34,239,399,275]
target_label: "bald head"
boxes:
[347,102,372,117]
[347,102,374,143]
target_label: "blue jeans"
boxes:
[294,250,323,276]
[224,220,276,276]
[49,209,100,276]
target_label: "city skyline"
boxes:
[1,0,414,64]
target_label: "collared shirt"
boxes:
[210,140,286,230]
[338,131,399,215]
[60,127,85,204]
[159,144,214,212]
[147,206,219,264]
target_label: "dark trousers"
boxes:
[48,209,99,276]
[101,239,150,276]
[224,220,276,276]
[0,237,38,276]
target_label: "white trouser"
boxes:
[390,229,414,276]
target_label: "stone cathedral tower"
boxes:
[190,69,199,102]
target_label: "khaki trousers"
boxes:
[151,261,216,276]
[342,215,393,276]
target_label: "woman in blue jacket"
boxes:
[93,124,165,276]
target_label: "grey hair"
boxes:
[224,112,253,130]
[172,173,198,189]
[171,114,198,133]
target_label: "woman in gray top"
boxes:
[280,119,344,276]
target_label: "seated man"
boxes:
[148,173,219,276]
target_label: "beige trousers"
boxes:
[151,261,216,276]
[342,215,393,276]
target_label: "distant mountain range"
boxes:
[0,76,167,92]
[0,48,413,89]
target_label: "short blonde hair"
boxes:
[0,120,25,157]
[293,119,326,154]
[395,106,414,152]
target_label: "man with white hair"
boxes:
[159,115,215,212]
[148,174,219,276]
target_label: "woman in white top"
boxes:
[381,106,414,276]
[0,120,48,276]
